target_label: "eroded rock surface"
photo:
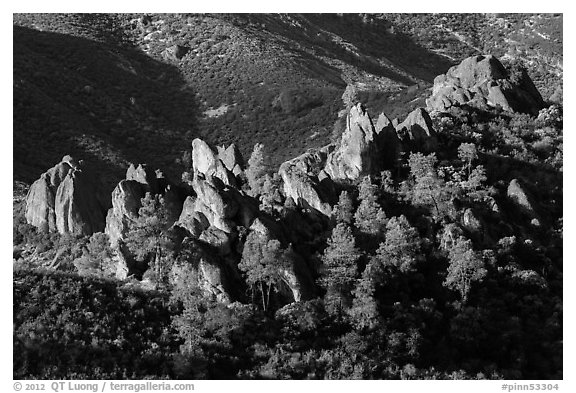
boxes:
[25,156,107,236]
[427,55,544,115]
[507,178,538,217]
[324,103,379,180]
[192,138,238,186]
[395,108,438,152]
[279,148,333,216]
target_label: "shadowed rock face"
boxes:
[426,55,544,115]
[395,108,438,152]
[374,112,403,168]
[25,156,107,236]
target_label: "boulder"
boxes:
[162,44,190,61]
[507,178,537,217]
[25,156,106,236]
[461,208,483,233]
[426,55,544,115]
[395,108,438,152]
[279,148,333,216]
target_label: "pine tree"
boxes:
[381,215,422,273]
[333,190,354,226]
[349,259,382,330]
[443,236,487,303]
[239,236,291,311]
[319,223,362,313]
[125,193,174,286]
[408,152,452,219]
[354,176,387,242]
[458,143,478,176]
[246,143,268,196]
[74,232,115,277]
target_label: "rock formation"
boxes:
[427,55,544,115]
[279,147,333,216]
[25,156,107,236]
[217,143,244,177]
[162,44,190,61]
[395,108,438,152]
[191,138,239,186]
[105,180,146,247]
[171,238,233,304]
[373,112,405,168]
[324,103,380,180]
[105,164,183,248]
[507,178,538,217]
[177,175,258,238]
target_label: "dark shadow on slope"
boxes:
[13,25,200,194]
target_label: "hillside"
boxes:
[14,13,562,193]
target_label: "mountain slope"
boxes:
[13,13,562,192]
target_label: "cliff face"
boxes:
[324,103,379,181]
[25,156,107,236]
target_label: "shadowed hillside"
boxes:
[14,24,200,193]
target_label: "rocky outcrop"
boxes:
[178,176,257,233]
[176,175,258,255]
[427,55,544,115]
[217,143,244,177]
[105,180,146,247]
[197,256,232,303]
[126,163,163,195]
[105,164,183,248]
[279,147,333,216]
[395,108,438,152]
[461,208,483,233]
[507,178,538,217]
[25,156,107,236]
[162,44,190,61]
[171,238,233,304]
[324,103,380,180]
[191,138,238,186]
